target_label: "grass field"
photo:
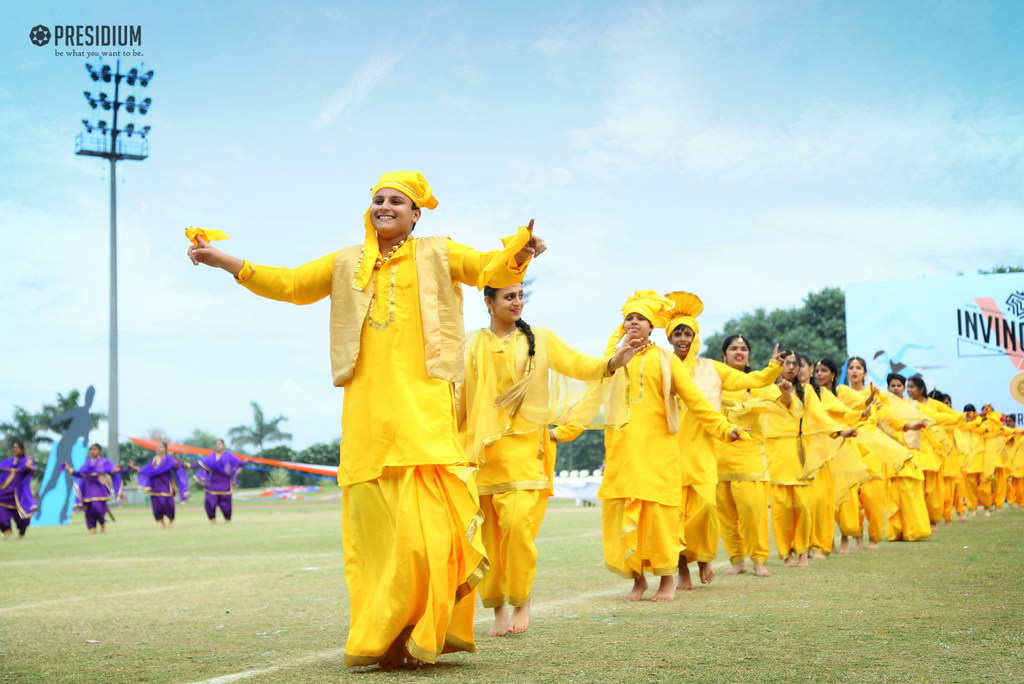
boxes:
[1,492,1022,683]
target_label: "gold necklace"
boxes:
[375,239,406,268]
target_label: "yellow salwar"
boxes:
[680,358,780,564]
[716,479,771,564]
[600,346,735,578]
[462,327,615,608]
[769,484,813,558]
[238,234,530,667]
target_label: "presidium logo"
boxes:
[29,25,51,46]
[29,24,143,56]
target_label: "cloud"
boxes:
[311,51,405,129]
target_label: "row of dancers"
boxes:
[0,439,249,536]
[50,167,1010,669]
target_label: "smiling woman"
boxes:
[187,170,546,669]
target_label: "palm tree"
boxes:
[0,407,49,457]
[227,401,292,454]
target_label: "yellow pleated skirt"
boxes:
[341,464,488,667]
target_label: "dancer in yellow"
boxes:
[462,282,636,635]
[835,357,911,549]
[812,358,871,555]
[600,290,743,602]
[187,171,544,669]
[959,404,990,516]
[713,335,782,578]
[906,376,965,529]
[881,374,931,541]
[663,298,781,587]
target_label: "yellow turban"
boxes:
[371,170,439,210]
[664,291,704,371]
[354,171,438,290]
[605,289,675,354]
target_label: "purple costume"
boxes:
[136,454,190,522]
[70,457,122,530]
[0,455,37,536]
[192,451,246,521]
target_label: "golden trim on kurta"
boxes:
[367,264,397,331]
[476,480,550,495]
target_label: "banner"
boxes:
[846,273,1024,423]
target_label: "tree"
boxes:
[0,407,48,457]
[978,265,1024,274]
[181,429,218,451]
[701,286,847,369]
[40,389,105,435]
[554,429,605,474]
[227,401,292,454]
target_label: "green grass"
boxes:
[1,493,1022,683]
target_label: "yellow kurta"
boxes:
[238,235,527,666]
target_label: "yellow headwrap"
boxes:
[605,289,675,354]
[353,171,439,290]
[664,291,704,371]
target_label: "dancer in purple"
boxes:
[190,439,247,523]
[128,441,190,528]
[63,443,122,533]
[1,441,37,539]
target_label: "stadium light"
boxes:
[75,59,154,465]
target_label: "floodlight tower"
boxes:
[75,59,154,464]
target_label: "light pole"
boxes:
[75,59,153,464]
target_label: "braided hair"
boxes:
[483,285,535,359]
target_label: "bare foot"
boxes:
[698,561,715,585]
[1,530,11,539]
[99,523,106,533]
[676,563,695,591]
[210,519,216,524]
[855,537,864,550]
[88,528,97,534]
[380,639,405,670]
[959,514,968,522]
[970,510,977,517]
[944,520,952,526]
[225,519,231,524]
[625,575,648,601]
[782,556,795,567]
[796,553,809,567]
[487,605,510,636]
[508,603,530,634]
[839,536,851,554]
[159,521,166,529]
[753,564,772,577]
[867,540,879,550]
[930,523,938,532]
[726,562,747,575]
[168,520,174,528]
[811,550,827,561]
[651,575,676,602]
[984,509,991,517]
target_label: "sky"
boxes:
[2,1,1023,451]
